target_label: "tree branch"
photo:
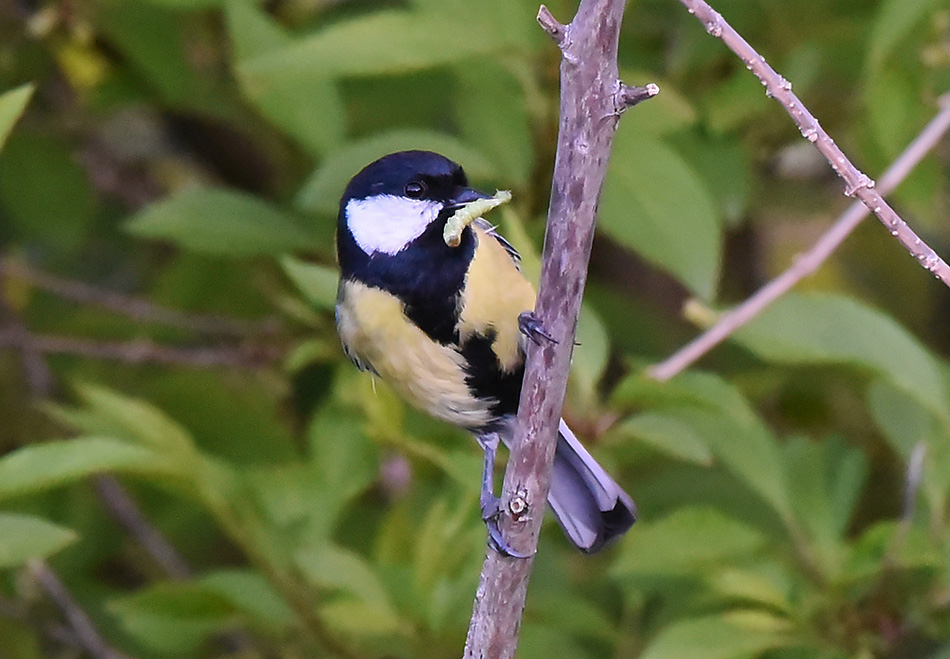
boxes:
[94,476,193,580]
[464,2,653,656]
[676,0,950,286]
[27,560,132,659]
[0,329,279,369]
[0,258,279,338]
[0,279,56,396]
[650,93,950,381]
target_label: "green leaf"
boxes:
[0,513,77,567]
[0,84,34,152]
[866,66,930,160]
[527,595,618,644]
[867,379,950,515]
[613,506,767,578]
[407,0,539,49]
[867,0,944,71]
[518,622,598,659]
[130,369,298,465]
[296,131,494,216]
[0,438,176,501]
[454,62,533,185]
[126,187,316,256]
[139,0,225,7]
[75,384,197,459]
[296,544,400,632]
[320,599,402,637]
[703,71,771,134]
[599,131,721,299]
[842,521,941,586]
[249,392,378,544]
[668,131,751,225]
[621,72,696,136]
[570,305,610,407]
[659,372,794,522]
[307,392,380,514]
[641,614,791,659]
[285,339,338,372]
[198,569,293,629]
[226,2,344,156]
[608,413,713,466]
[281,255,338,311]
[706,567,791,612]
[781,436,867,577]
[98,3,237,120]
[928,646,950,659]
[0,132,96,254]
[611,371,794,520]
[239,11,511,82]
[733,293,947,420]
[0,618,43,659]
[109,583,234,654]
[246,463,339,544]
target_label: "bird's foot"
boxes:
[481,496,532,559]
[477,432,532,559]
[519,312,557,346]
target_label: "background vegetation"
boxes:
[0,0,949,656]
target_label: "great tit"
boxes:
[335,150,635,554]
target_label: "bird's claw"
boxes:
[481,497,533,559]
[477,431,532,559]
[519,312,557,346]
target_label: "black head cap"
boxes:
[340,150,470,207]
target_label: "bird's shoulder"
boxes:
[473,218,522,267]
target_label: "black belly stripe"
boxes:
[460,329,525,422]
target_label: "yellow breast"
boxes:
[458,225,537,373]
[336,279,495,428]
[335,225,536,429]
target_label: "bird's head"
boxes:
[338,150,489,257]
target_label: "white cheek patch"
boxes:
[346,195,444,256]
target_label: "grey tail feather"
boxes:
[547,419,636,553]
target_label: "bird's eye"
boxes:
[405,181,426,198]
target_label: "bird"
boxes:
[334,150,635,555]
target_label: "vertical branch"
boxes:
[464,2,655,657]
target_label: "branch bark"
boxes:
[0,258,279,338]
[0,330,279,369]
[677,0,950,286]
[28,560,132,659]
[650,93,950,381]
[464,2,653,656]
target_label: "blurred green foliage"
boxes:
[0,0,949,657]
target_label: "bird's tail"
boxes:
[547,419,636,553]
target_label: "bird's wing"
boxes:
[341,341,378,375]
[335,301,379,375]
[473,218,522,267]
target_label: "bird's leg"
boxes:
[476,432,531,559]
[518,311,557,346]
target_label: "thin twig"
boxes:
[677,0,950,286]
[650,93,950,381]
[27,560,132,659]
[0,276,56,396]
[0,258,279,338]
[0,329,279,369]
[464,2,652,657]
[94,476,193,580]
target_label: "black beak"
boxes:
[449,187,491,206]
